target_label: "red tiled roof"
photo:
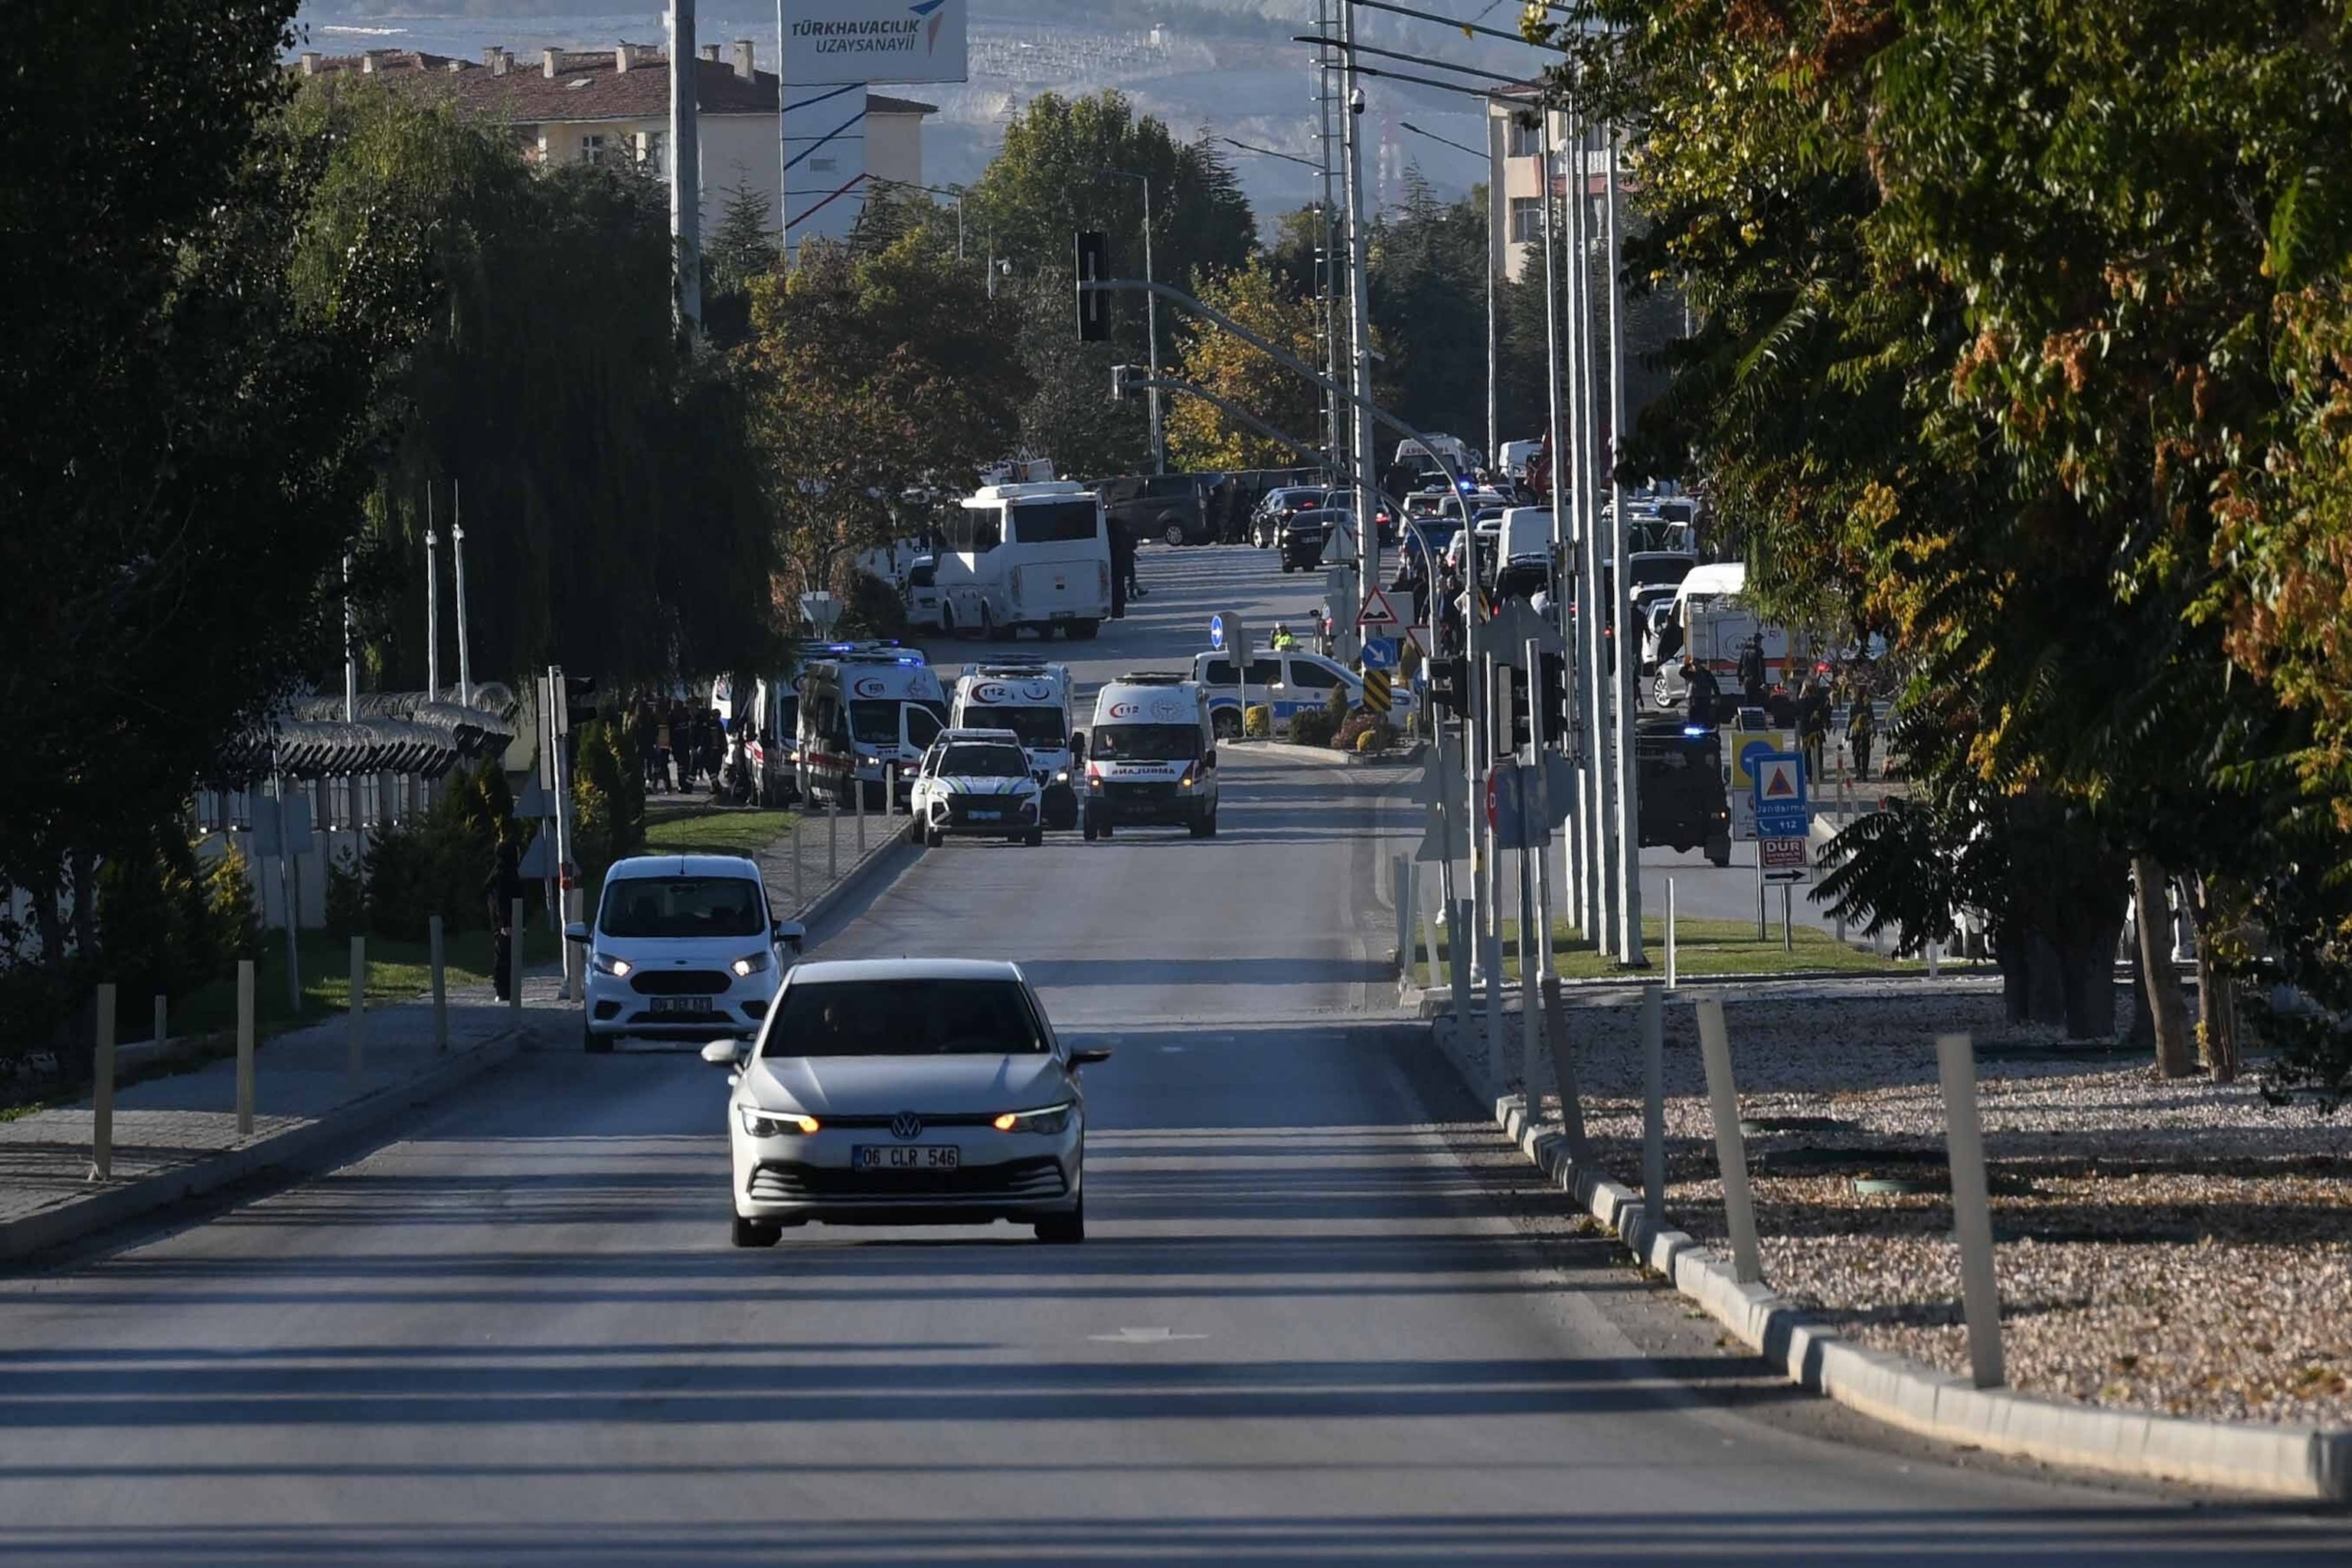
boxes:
[866,94,937,117]
[298,47,782,122]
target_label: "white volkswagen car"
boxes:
[705,958,1109,1246]
[568,854,804,1054]
[909,728,1045,848]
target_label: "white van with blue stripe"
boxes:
[1191,648,1416,739]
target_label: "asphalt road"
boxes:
[0,547,2344,1563]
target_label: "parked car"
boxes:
[1092,472,1219,547]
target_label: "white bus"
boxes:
[936,482,1111,643]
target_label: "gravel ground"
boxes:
[1475,984,2352,1430]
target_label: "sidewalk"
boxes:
[748,802,916,925]
[0,966,570,1258]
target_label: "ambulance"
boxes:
[794,651,948,810]
[950,659,1080,830]
[1082,674,1218,839]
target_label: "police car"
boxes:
[910,728,1046,848]
[1083,675,1217,838]
[951,660,1080,830]
[1190,647,1416,739]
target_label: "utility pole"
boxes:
[452,479,472,704]
[342,546,358,723]
[1142,174,1163,476]
[1540,109,1574,926]
[1606,125,1644,965]
[423,483,441,701]
[1318,1,1342,480]
[1486,112,1501,471]
[1573,116,1615,950]
[670,0,701,332]
[1339,0,1377,659]
[1559,113,1592,939]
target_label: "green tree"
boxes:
[740,234,1032,600]
[1165,261,1328,471]
[704,175,782,345]
[0,2,413,985]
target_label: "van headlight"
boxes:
[730,952,770,978]
[593,952,633,977]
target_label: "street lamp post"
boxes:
[1104,168,1164,475]
[1217,131,1344,483]
[424,483,440,701]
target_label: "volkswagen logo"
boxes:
[890,1111,923,1142]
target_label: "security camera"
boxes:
[1349,87,1366,114]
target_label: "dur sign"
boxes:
[783,0,969,85]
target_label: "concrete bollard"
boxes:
[509,897,524,1013]
[1665,878,1678,990]
[1937,1031,2006,1388]
[1694,997,1764,1285]
[347,935,367,1087]
[828,799,840,883]
[152,993,167,1051]
[1448,898,1471,1034]
[1641,984,1664,1233]
[1927,938,1942,979]
[1393,857,1413,982]
[1481,928,1503,1099]
[235,960,256,1136]
[91,984,116,1181]
[428,914,448,1053]
[855,771,867,854]
[792,813,805,913]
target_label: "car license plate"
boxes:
[648,996,704,1014]
[853,1146,959,1171]
[969,808,1000,820]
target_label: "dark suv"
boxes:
[1094,473,1217,547]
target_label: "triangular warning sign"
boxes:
[1766,769,1796,798]
[1357,587,1402,629]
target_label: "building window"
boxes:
[1509,197,1544,244]
[638,130,665,175]
[580,132,607,165]
[1505,115,1542,159]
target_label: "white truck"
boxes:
[952,660,1080,831]
[1082,674,1219,839]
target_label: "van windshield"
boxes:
[972,706,1066,747]
[1092,723,1201,761]
[599,877,767,939]
[849,701,903,744]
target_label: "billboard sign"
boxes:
[783,0,969,85]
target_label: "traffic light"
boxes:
[563,675,600,732]
[1074,230,1110,341]
[1109,364,1132,402]
[1507,665,1532,750]
[1426,655,1466,716]
[1538,651,1570,737]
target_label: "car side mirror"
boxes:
[1068,1046,1113,1068]
[564,922,590,944]
[1202,750,1217,770]
[700,1041,742,1067]
[773,919,805,953]
[1069,733,1086,762]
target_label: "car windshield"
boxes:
[971,706,1066,747]
[1092,723,1201,761]
[937,744,1027,777]
[849,700,902,744]
[766,978,1048,1057]
[599,877,767,939]
[1008,500,1100,544]
[1630,555,1695,589]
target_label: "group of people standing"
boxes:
[632,700,727,795]
[1682,639,1882,781]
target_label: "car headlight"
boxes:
[593,952,632,977]
[730,951,771,978]
[1178,769,1194,789]
[740,1104,820,1137]
[990,1102,1073,1135]
[1054,769,1069,783]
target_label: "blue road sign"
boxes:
[1208,613,1229,651]
[1753,749,1809,836]
[1361,636,1400,671]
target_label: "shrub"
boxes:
[1289,706,1340,748]
[1243,704,1272,738]
[1332,710,1378,751]
[96,826,214,1002]
[204,845,262,962]
[324,847,366,942]
[1355,725,1383,754]
[363,821,437,942]
[572,717,645,884]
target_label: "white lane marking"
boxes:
[1089,1327,1207,1344]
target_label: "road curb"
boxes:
[794,825,924,931]
[0,1017,557,1263]
[1398,971,2003,1014]
[1472,1081,2351,1501]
